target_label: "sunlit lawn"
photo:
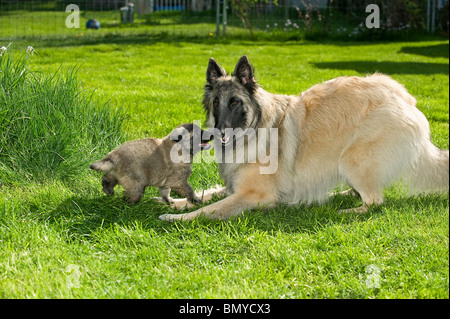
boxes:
[0,9,448,298]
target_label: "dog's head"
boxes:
[203,55,262,146]
[169,123,213,156]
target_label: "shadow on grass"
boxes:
[313,61,449,75]
[44,194,173,239]
[248,192,449,234]
[23,32,237,48]
[43,190,360,239]
[399,43,449,59]
[9,27,449,49]
[44,188,448,240]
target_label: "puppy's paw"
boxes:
[195,185,227,203]
[192,196,202,205]
[152,196,175,205]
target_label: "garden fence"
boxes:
[0,0,448,41]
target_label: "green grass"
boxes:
[0,16,448,298]
[0,50,126,184]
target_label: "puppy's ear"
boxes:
[206,58,226,89]
[170,127,189,143]
[233,55,257,93]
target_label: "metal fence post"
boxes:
[223,0,227,36]
[216,0,221,35]
[431,0,436,33]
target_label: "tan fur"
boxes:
[159,57,449,222]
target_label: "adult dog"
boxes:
[159,55,449,221]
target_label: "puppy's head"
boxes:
[169,123,213,156]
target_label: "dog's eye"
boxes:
[230,100,240,108]
[213,97,219,108]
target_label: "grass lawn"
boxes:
[0,13,448,298]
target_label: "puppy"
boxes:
[90,123,212,204]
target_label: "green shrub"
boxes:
[0,46,126,184]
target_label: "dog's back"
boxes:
[284,73,448,208]
[90,138,159,174]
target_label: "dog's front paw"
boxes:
[170,198,193,210]
[159,213,185,222]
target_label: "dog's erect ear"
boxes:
[233,55,257,92]
[206,58,226,87]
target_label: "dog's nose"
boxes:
[214,126,226,137]
[215,118,231,135]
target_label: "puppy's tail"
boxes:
[405,141,449,194]
[89,158,115,172]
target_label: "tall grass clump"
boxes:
[0,46,126,185]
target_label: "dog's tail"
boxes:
[405,141,449,194]
[89,158,115,172]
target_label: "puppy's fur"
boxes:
[90,123,212,204]
[159,55,448,221]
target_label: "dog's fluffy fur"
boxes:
[159,56,449,221]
